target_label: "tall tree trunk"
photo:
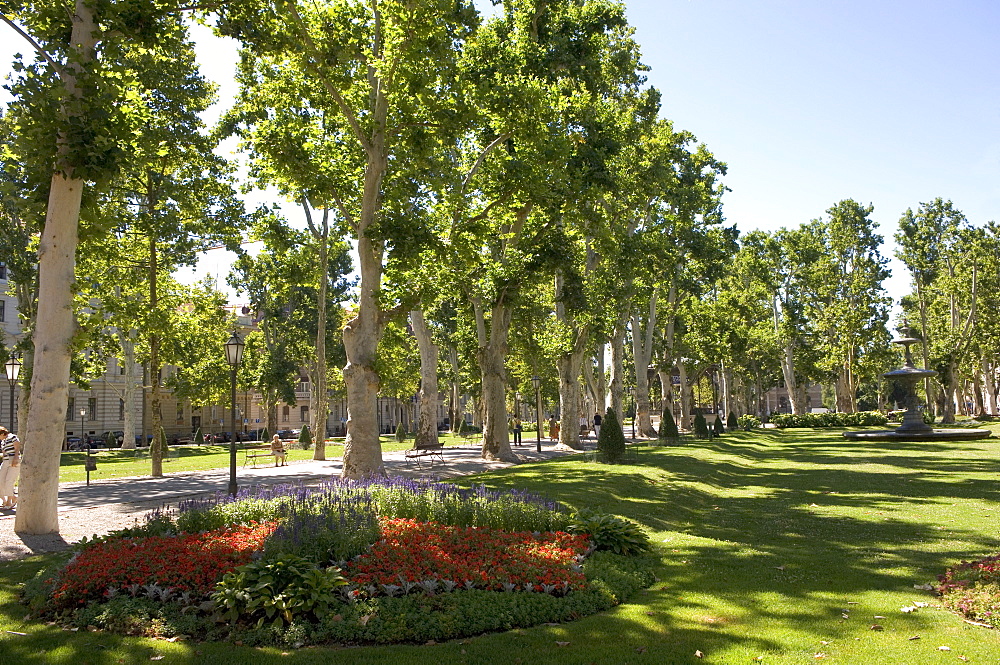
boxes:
[473,300,518,462]
[15,2,97,535]
[631,297,657,437]
[148,237,164,477]
[304,204,330,461]
[117,331,138,450]
[940,357,958,424]
[678,362,692,428]
[555,270,588,450]
[608,311,628,424]
[410,309,440,449]
[983,359,998,416]
[447,345,461,433]
[342,235,386,478]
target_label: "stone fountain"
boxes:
[843,321,991,442]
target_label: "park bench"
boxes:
[404,444,445,466]
[243,444,277,468]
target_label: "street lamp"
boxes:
[531,376,541,453]
[629,386,636,440]
[4,354,20,432]
[224,329,245,497]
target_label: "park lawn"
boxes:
[4,425,1000,664]
[55,435,472,484]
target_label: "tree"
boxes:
[693,412,710,439]
[5,2,222,534]
[658,407,678,442]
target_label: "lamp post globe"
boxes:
[4,354,20,432]
[224,330,245,497]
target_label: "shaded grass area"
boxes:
[5,426,1000,663]
[57,435,459,484]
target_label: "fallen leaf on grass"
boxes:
[841,613,850,619]
[635,647,647,654]
[645,611,655,616]
[814,654,826,659]
[556,641,570,647]
[150,657,164,662]
[846,601,859,605]
[900,606,916,613]
[694,650,704,658]
[937,646,951,651]
[776,565,785,571]
[820,641,830,645]
[913,601,929,608]
[870,624,884,631]
[958,657,968,662]
[913,583,934,590]
[908,636,920,640]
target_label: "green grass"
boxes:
[57,435,463,483]
[7,425,1000,663]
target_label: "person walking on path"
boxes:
[270,434,287,467]
[548,416,560,441]
[593,412,602,439]
[512,417,522,445]
[0,426,21,509]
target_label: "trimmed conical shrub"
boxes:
[658,407,679,442]
[693,412,710,439]
[395,422,406,443]
[713,416,724,436]
[597,409,627,463]
[259,427,269,444]
[727,412,738,430]
[299,424,312,449]
[194,428,204,445]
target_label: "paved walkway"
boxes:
[35,440,595,512]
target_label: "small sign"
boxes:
[255,418,260,423]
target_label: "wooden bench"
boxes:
[404,445,445,466]
[244,445,277,468]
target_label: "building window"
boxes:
[298,377,310,392]
[177,403,184,421]
[67,397,74,421]
[0,263,6,280]
[282,406,289,422]
[119,398,125,421]
[300,406,309,422]
[88,397,97,421]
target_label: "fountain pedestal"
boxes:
[843,323,990,442]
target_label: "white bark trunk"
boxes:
[608,312,628,423]
[474,301,518,462]
[341,235,386,478]
[631,298,657,437]
[983,359,997,415]
[118,331,138,450]
[410,309,440,449]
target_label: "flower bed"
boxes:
[50,522,277,610]
[22,477,654,646]
[938,554,1000,627]
[345,518,588,595]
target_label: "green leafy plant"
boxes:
[596,408,627,463]
[727,411,738,430]
[259,427,269,443]
[298,425,312,450]
[713,416,724,436]
[194,428,204,445]
[394,422,406,443]
[212,555,347,628]
[737,414,761,430]
[658,408,678,442]
[567,509,650,555]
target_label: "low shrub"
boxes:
[727,411,738,430]
[658,408,678,442]
[713,416,724,436]
[298,425,312,449]
[737,414,761,431]
[693,413,710,439]
[566,509,649,555]
[769,411,888,428]
[394,423,406,442]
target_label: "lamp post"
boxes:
[80,407,92,485]
[531,376,541,453]
[629,387,636,440]
[4,354,20,432]
[224,330,245,497]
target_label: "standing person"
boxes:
[270,434,287,467]
[579,414,589,437]
[593,412,602,438]
[512,417,522,446]
[0,426,21,509]
[548,416,560,441]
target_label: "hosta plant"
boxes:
[566,509,650,556]
[212,554,347,628]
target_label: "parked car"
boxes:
[99,430,124,446]
[276,429,298,440]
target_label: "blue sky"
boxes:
[3,1,999,307]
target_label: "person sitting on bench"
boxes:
[270,434,287,467]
